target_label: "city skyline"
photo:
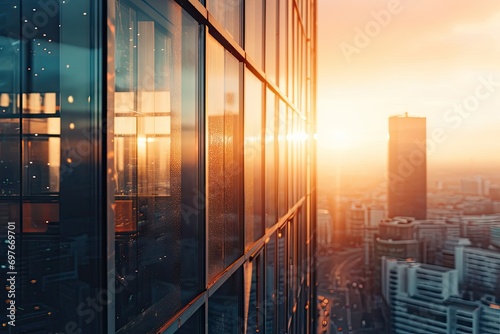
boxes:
[317,0,500,169]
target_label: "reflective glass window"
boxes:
[277,227,287,332]
[278,0,287,91]
[0,0,104,332]
[177,307,204,334]
[265,89,277,228]
[245,0,264,68]
[245,253,265,333]
[277,101,287,218]
[265,0,277,83]
[208,0,243,45]
[265,234,277,333]
[206,34,243,281]
[113,1,201,332]
[244,68,263,247]
[208,269,243,334]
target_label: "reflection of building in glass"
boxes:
[0,0,317,332]
[388,115,427,220]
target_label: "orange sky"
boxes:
[317,0,500,170]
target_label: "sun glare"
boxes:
[321,129,355,150]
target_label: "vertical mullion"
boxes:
[105,0,116,332]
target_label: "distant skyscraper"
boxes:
[388,114,427,219]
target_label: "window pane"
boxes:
[244,68,263,247]
[208,0,242,45]
[278,0,287,91]
[265,89,277,228]
[177,307,204,334]
[265,0,277,83]
[0,0,104,332]
[207,34,243,281]
[114,1,201,332]
[245,254,265,333]
[265,234,277,333]
[245,0,264,68]
[277,227,287,332]
[0,119,20,196]
[208,269,243,334]
[277,101,287,218]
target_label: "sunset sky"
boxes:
[317,0,500,169]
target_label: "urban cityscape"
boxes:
[1,0,500,333]
[316,0,500,333]
[317,115,500,333]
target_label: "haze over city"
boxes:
[317,0,500,172]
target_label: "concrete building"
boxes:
[463,248,500,296]
[479,295,500,334]
[447,215,500,248]
[461,176,490,196]
[442,238,472,283]
[416,220,460,266]
[317,209,333,245]
[346,202,365,240]
[375,218,419,291]
[382,258,481,334]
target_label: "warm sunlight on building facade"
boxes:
[0,0,317,333]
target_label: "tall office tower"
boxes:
[388,114,427,220]
[0,0,317,333]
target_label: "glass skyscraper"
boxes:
[0,0,317,333]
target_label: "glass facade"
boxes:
[0,0,317,333]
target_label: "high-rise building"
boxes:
[463,248,500,297]
[317,208,333,245]
[346,202,365,240]
[446,214,500,248]
[416,220,460,266]
[0,1,317,333]
[388,114,427,220]
[382,258,481,334]
[479,295,500,334]
[374,218,419,291]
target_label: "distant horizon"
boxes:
[317,0,500,168]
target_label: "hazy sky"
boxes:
[317,0,500,170]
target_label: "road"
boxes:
[317,247,378,334]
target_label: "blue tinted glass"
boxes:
[0,0,105,332]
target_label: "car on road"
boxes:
[322,319,328,327]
